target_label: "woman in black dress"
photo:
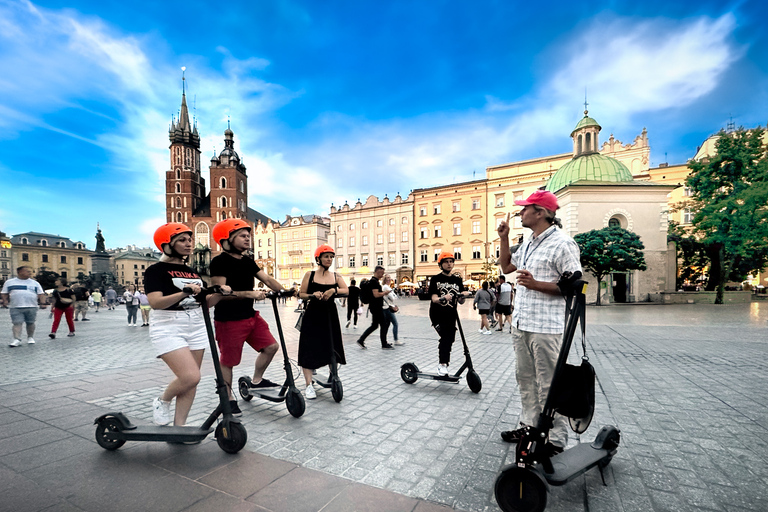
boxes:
[298,245,349,399]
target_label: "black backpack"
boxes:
[359,279,374,305]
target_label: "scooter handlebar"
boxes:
[265,288,297,299]
[182,285,227,301]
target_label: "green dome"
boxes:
[546,153,633,192]
[571,115,601,136]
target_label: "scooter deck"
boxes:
[244,387,288,402]
[417,372,461,383]
[107,425,214,442]
[543,442,614,486]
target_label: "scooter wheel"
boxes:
[400,363,419,384]
[216,421,247,454]
[95,418,125,451]
[494,465,548,512]
[466,370,482,394]
[331,378,343,403]
[286,389,306,418]
[238,377,253,401]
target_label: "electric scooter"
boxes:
[306,296,343,402]
[237,289,306,418]
[400,294,482,394]
[493,272,621,512]
[94,286,247,454]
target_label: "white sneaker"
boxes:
[478,328,485,333]
[437,364,449,376]
[153,397,172,425]
[394,341,405,346]
[305,384,316,400]
[27,337,36,344]
[482,330,493,335]
[9,339,21,347]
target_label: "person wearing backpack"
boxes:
[354,265,393,350]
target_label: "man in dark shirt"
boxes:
[210,219,284,415]
[355,266,393,350]
[72,284,90,321]
[345,278,360,328]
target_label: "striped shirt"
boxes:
[511,225,581,334]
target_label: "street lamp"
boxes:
[192,243,211,276]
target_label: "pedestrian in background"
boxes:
[91,289,102,312]
[137,287,151,326]
[345,278,360,329]
[1,266,47,347]
[381,275,402,345]
[49,277,76,339]
[354,266,393,350]
[105,287,117,310]
[494,275,514,332]
[473,281,494,335]
[72,283,90,321]
[123,284,140,326]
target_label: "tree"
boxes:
[685,127,768,304]
[573,226,647,305]
[667,221,709,289]
[35,270,59,291]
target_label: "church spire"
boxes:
[169,67,200,148]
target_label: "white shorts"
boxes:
[149,308,209,357]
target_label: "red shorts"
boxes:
[215,312,277,367]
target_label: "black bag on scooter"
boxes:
[552,358,595,433]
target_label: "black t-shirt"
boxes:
[144,262,203,311]
[53,289,75,309]
[72,286,89,301]
[428,272,464,317]
[347,285,360,308]
[210,253,261,321]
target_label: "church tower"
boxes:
[209,121,248,222]
[166,72,203,224]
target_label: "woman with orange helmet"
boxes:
[144,223,209,427]
[428,249,468,376]
[297,244,349,399]
[208,218,285,416]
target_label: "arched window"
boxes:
[585,132,592,152]
[176,212,182,222]
[175,197,181,208]
[577,134,583,155]
[195,222,209,248]
[175,183,181,193]
[176,169,180,180]
[76,243,83,249]
[221,211,227,220]
[609,218,621,228]
[41,239,48,246]
[220,177,227,189]
[221,197,227,208]
[21,237,28,245]
[240,180,244,193]
[59,241,66,248]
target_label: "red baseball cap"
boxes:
[514,190,559,211]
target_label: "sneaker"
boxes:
[345,321,351,328]
[353,324,358,329]
[478,328,485,333]
[67,332,75,337]
[482,330,493,335]
[305,384,316,400]
[153,397,172,425]
[249,378,280,389]
[27,338,35,344]
[496,328,503,332]
[229,400,242,417]
[356,339,367,349]
[500,424,528,443]
[74,318,79,321]
[82,318,90,321]
[394,341,405,346]
[381,344,395,350]
[49,333,56,339]
[9,339,21,347]
[437,364,449,376]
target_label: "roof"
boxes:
[546,153,633,193]
[247,208,275,226]
[113,251,160,262]
[571,114,601,136]
[11,232,89,249]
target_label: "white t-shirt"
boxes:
[1,278,44,308]
[382,284,397,310]
[498,282,513,306]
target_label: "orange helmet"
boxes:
[314,244,335,260]
[154,223,193,255]
[437,250,455,266]
[213,219,251,251]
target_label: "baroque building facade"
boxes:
[274,215,330,288]
[9,232,92,282]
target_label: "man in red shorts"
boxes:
[210,219,285,415]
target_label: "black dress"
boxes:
[298,272,346,369]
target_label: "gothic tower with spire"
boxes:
[208,121,248,223]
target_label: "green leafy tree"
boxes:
[35,270,60,291]
[667,221,709,289]
[685,127,768,304]
[573,226,647,305]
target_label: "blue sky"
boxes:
[1,0,766,249]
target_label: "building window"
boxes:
[401,232,408,242]
[77,257,83,265]
[420,250,428,263]
[362,255,369,267]
[472,221,481,234]
[377,234,383,244]
[683,209,693,224]
[402,216,408,224]
[267,250,272,258]
[472,246,481,259]
[419,206,427,217]
[176,212,183,222]
[350,237,355,247]
[433,249,440,261]
[337,238,343,248]
[389,218,395,226]
[401,253,409,265]
[453,223,461,236]
[452,201,460,212]
[176,169,181,179]
[496,195,505,207]
[60,256,67,263]
[388,253,396,266]
[362,222,368,229]
[41,239,48,246]
[433,204,441,215]
[61,271,67,278]
[282,233,288,240]
[293,242,299,251]
[59,241,66,248]
[377,220,383,227]
[609,218,621,228]
[240,180,245,193]
[76,243,83,249]
[305,229,310,237]
[349,223,355,231]
[281,270,289,279]
[175,183,181,193]
[42,254,48,263]
[304,241,310,250]
[258,251,263,259]
[337,225,342,232]
[362,236,368,246]
[420,228,428,239]
[472,199,480,210]
[454,247,462,260]
[292,256,299,264]
[434,226,441,238]
[337,256,343,268]
[21,238,28,245]
[349,256,356,268]
[389,233,395,243]
[268,239,272,246]
[377,255,384,266]
[495,245,500,258]
[22,253,29,261]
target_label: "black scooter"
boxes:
[493,272,621,512]
[94,286,247,454]
[238,290,306,418]
[400,294,482,394]
[306,296,343,402]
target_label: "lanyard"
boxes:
[519,226,555,269]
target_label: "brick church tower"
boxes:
[164,74,276,276]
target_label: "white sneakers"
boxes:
[27,337,35,344]
[8,339,21,347]
[478,328,492,335]
[153,397,172,425]
[394,340,405,346]
[305,384,316,400]
[482,329,492,335]
[437,364,449,376]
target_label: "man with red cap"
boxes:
[496,189,582,456]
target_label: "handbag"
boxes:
[294,307,305,331]
[390,305,399,313]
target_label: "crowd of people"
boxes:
[2,190,581,452]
